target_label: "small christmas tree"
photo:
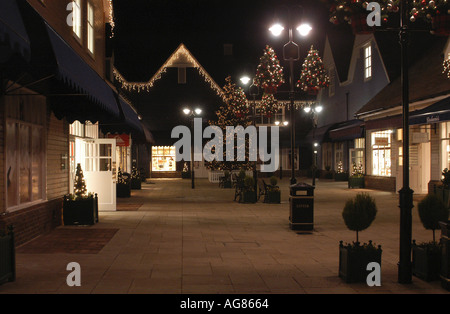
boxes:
[337,161,344,174]
[297,45,330,95]
[131,164,140,180]
[351,161,364,177]
[117,167,125,184]
[255,45,285,94]
[73,163,87,198]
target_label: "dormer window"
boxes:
[364,44,372,80]
[73,0,82,40]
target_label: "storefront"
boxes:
[151,146,176,172]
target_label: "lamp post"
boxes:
[247,78,259,193]
[303,103,322,186]
[269,6,312,185]
[275,120,289,180]
[183,107,202,189]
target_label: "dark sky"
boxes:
[112,0,332,85]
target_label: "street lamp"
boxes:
[249,78,259,194]
[269,5,312,185]
[183,107,202,189]
[304,103,322,186]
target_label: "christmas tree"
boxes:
[297,46,330,94]
[73,163,87,198]
[259,93,279,118]
[206,77,253,171]
[117,167,126,184]
[131,163,140,180]
[337,160,344,174]
[255,45,285,94]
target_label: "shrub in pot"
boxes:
[130,164,142,189]
[117,168,131,198]
[412,194,448,281]
[265,176,281,204]
[221,170,232,188]
[240,175,257,203]
[339,192,381,283]
[63,163,98,226]
[348,162,364,188]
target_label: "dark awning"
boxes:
[302,124,334,144]
[0,0,30,61]
[410,96,450,125]
[45,23,120,122]
[365,115,403,131]
[329,119,364,141]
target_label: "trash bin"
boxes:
[289,183,315,231]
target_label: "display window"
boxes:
[441,122,450,171]
[371,130,392,176]
[152,146,176,172]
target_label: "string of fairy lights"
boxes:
[107,0,115,38]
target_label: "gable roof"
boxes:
[113,43,224,99]
[356,37,450,117]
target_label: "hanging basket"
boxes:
[351,14,373,35]
[264,85,278,94]
[431,14,450,36]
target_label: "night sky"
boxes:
[112,0,332,85]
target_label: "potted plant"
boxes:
[240,175,257,203]
[181,162,191,179]
[348,162,364,188]
[436,168,450,208]
[0,225,15,285]
[221,170,232,188]
[63,163,98,226]
[413,195,448,282]
[339,192,381,283]
[130,164,142,190]
[117,168,131,198]
[265,176,281,204]
[335,161,348,181]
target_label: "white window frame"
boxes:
[87,2,95,54]
[364,44,372,81]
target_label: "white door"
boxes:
[76,138,117,211]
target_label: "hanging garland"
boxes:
[443,55,450,79]
[259,93,279,118]
[255,45,285,94]
[410,0,450,35]
[297,46,330,95]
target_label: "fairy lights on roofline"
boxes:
[108,0,115,38]
[113,44,225,100]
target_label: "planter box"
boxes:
[222,180,232,189]
[117,183,131,198]
[63,195,98,226]
[130,178,141,190]
[240,191,257,203]
[339,242,382,283]
[0,226,15,285]
[412,242,441,282]
[440,221,450,291]
[266,190,281,204]
[348,176,364,189]
[335,172,349,181]
[181,171,191,179]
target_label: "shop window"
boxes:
[6,116,45,209]
[371,130,392,176]
[335,142,344,170]
[152,146,176,172]
[441,122,450,171]
[350,138,365,173]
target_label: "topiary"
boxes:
[418,194,449,243]
[342,193,377,244]
[244,176,255,192]
[269,176,278,186]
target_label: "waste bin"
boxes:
[289,183,315,231]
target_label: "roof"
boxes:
[356,37,450,117]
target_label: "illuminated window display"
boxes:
[442,122,450,171]
[371,130,392,176]
[152,146,176,172]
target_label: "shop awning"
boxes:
[365,115,403,131]
[410,96,450,125]
[303,124,334,144]
[45,23,120,122]
[329,119,364,141]
[0,0,30,61]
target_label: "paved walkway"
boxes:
[1,177,449,294]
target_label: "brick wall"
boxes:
[364,175,397,192]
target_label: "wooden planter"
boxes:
[339,241,382,283]
[440,221,450,291]
[130,178,141,190]
[348,176,364,188]
[63,194,98,226]
[266,190,281,204]
[240,190,257,204]
[412,242,441,282]
[0,225,15,285]
[335,172,349,182]
[435,186,450,208]
[181,171,191,179]
[117,183,131,198]
[223,180,232,189]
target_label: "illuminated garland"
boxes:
[113,44,225,99]
[108,0,115,38]
[255,45,285,94]
[444,55,450,79]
